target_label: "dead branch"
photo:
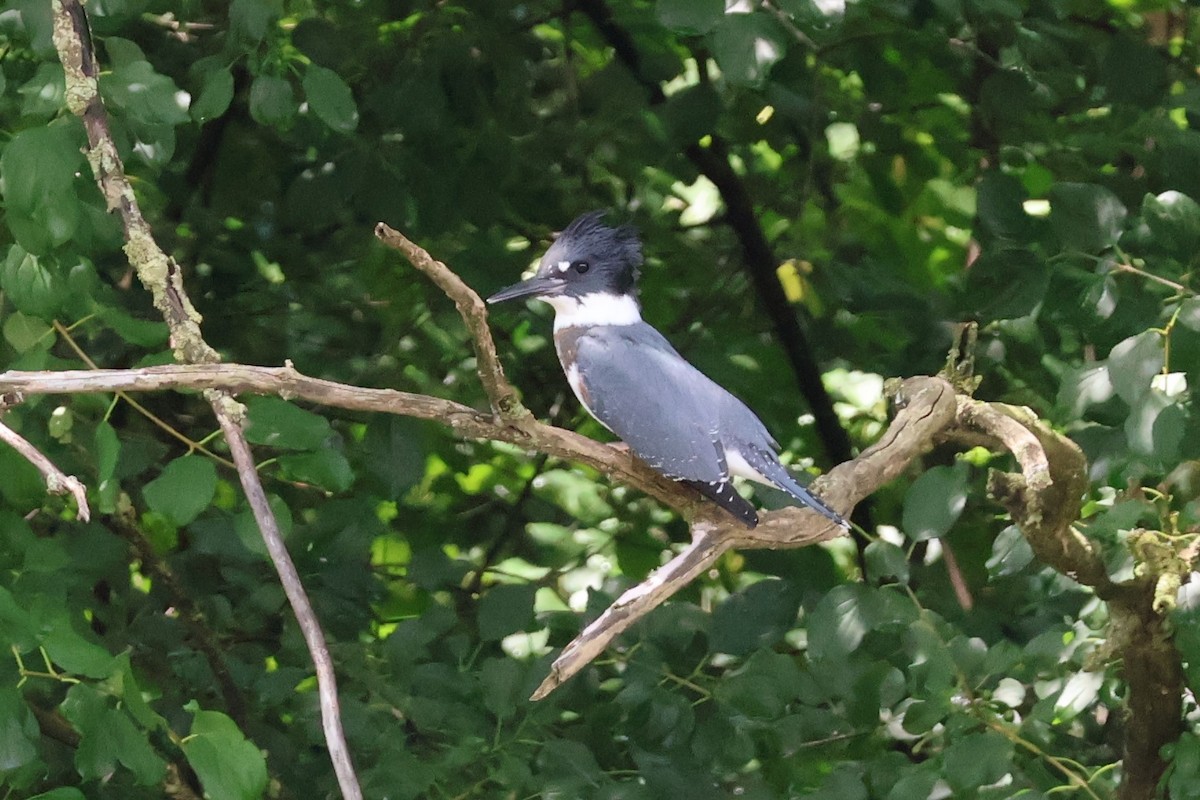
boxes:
[533,375,957,698]
[375,223,527,419]
[0,415,90,521]
[0,363,689,512]
[948,397,1110,593]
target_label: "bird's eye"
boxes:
[573,260,590,274]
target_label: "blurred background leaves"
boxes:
[0,0,1198,797]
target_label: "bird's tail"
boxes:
[684,479,759,528]
[745,451,850,529]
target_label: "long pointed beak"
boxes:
[486,275,565,304]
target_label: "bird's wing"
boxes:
[571,326,727,484]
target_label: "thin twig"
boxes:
[217,414,359,796]
[0,415,90,521]
[1111,262,1188,294]
[375,223,527,419]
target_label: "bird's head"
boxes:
[487,212,643,323]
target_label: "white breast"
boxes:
[545,292,642,331]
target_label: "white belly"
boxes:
[725,448,773,487]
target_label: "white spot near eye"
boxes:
[556,260,571,274]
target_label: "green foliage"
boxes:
[0,0,1198,797]
[181,704,269,800]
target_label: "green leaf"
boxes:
[249,74,297,127]
[42,621,115,678]
[101,61,191,127]
[102,37,146,68]
[143,456,218,526]
[60,685,115,782]
[942,730,1014,790]
[808,765,868,800]
[230,0,280,44]
[0,445,51,513]
[659,84,721,147]
[975,172,1031,241]
[477,584,537,641]
[0,584,37,651]
[107,655,166,731]
[0,124,85,254]
[1054,670,1102,720]
[1149,400,1187,463]
[900,697,951,735]
[1179,297,1200,333]
[1048,182,1127,253]
[109,710,167,785]
[1,246,63,319]
[807,584,871,662]
[710,578,802,655]
[656,0,724,34]
[182,706,268,800]
[0,685,39,772]
[361,416,428,498]
[885,768,940,800]
[245,397,332,449]
[22,537,69,573]
[479,657,523,721]
[2,311,53,353]
[303,64,359,133]
[18,63,66,120]
[1057,363,1113,418]
[1107,330,1163,404]
[902,463,968,541]
[1100,36,1167,107]
[192,66,235,123]
[95,304,170,347]
[1125,391,1181,460]
[1167,733,1200,800]
[277,450,354,492]
[1143,191,1200,255]
[713,649,804,719]
[965,248,1048,321]
[28,790,87,800]
[864,540,910,584]
[985,525,1033,578]
[709,13,787,87]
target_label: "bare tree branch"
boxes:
[0,414,90,521]
[48,3,362,797]
[217,412,360,792]
[0,363,954,699]
[0,363,690,512]
[948,397,1110,592]
[374,223,527,419]
[533,375,956,698]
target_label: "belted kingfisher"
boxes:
[487,211,848,530]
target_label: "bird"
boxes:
[486,211,848,530]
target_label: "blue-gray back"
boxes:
[561,323,774,483]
